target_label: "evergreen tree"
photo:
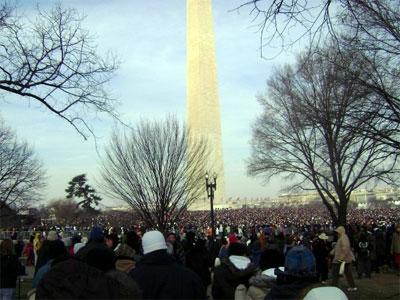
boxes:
[65,174,101,211]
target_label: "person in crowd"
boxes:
[246,247,283,300]
[218,237,229,260]
[124,230,142,258]
[86,247,116,273]
[33,232,43,266]
[373,228,386,273]
[0,239,24,300]
[166,231,185,264]
[34,231,58,275]
[106,269,142,299]
[312,232,331,283]
[330,226,357,291]
[114,240,137,273]
[259,240,285,271]
[22,235,35,266]
[35,258,141,299]
[249,236,263,267]
[184,234,211,290]
[32,239,69,288]
[70,234,82,256]
[75,226,114,262]
[390,223,400,276]
[14,237,24,258]
[130,230,205,299]
[105,232,119,250]
[265,245,319,299]
[212,242,258,300]
[355,232,372,279]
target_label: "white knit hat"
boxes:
[142,230,167,255]
[303,287,348,300]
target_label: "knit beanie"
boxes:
[142,230,167,255]
[228,233,238,244]
[47,231,58,241]
[284,245,316,277]
[89,226,104,242]
[304,287,348,300]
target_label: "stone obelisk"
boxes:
[187,0,224,209]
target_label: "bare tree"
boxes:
[237,1,400,149]
[0,3,119,139]
[248,46,399,226]
[236,0,399,57]
[101,117,209,233]
[0,120,45,216]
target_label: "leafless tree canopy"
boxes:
[0,4,118,139]
[248,46,399,225]
[101,117,209,233]
[236,0,400,56]
[238,0,400,148]
[0,120,45,215]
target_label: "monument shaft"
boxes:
[187,0,224,208]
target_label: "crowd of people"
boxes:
[0,206,399,299]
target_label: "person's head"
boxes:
[114,243,136,259]
[105,234,118,249]
[47,230,58,241]
[89,226,104,243]
[284,245,316,277]
[125,231,141,253]
[228,233,238,245]
[335,226,346,237]
[48,240,68,260]
[141,230,167,255]
[86,248,115,272]
[228,242,248,257]
[186,231,196,242]
[0,239,14,255]
[166,232,177,244]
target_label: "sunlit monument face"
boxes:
[187,0,224,209]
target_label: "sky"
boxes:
[2,0,304,207]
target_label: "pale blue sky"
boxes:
[2,0,301,207]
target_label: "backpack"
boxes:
[358,241,369,257]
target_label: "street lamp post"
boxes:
[205,172,217,239]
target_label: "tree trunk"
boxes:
[337,199,348,226]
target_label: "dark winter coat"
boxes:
[185,239,212,289]
[265,273,319,300]
[129,250,206,299]
[0,255,23,288]
[36,258,135,299]
[74,240,113,262]
[212,257,258,300]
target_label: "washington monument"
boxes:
[187,0,224,209]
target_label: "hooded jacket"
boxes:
[246,273,276,300]
[212,256,258,300]
[332,228,354,263]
